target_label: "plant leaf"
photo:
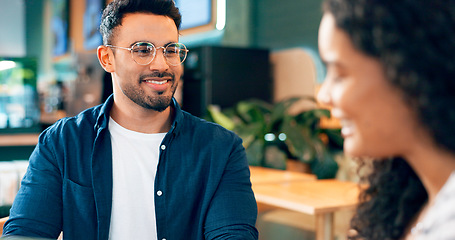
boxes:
[281,123,315,162]
[236,101,268,124]
[310,151,339,179]
[206,105,235,130]
[245,139,265,166]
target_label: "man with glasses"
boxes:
[2,0,258,239]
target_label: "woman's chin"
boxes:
[343,139,364,158]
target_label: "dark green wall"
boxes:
[25,0,44,59]
[184,0,324,54]
[25,0,46,75]
[253,0,323,52]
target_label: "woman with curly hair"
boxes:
[317,0,455,239]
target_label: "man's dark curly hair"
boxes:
[322,0,455,239]
[100,0,182,45]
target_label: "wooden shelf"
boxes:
[40,110,66,125]
[0,111,64,147]
[0,134,39,146]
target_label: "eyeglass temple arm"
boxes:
[105,45,133,51]
[106,44,189,53]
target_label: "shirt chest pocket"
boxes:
[62,179,97,238]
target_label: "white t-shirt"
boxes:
[108,117,166,240]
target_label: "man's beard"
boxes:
[122,72,178,112]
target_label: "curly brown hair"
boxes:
[322,0,455,239]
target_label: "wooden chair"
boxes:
[0,216,8,235]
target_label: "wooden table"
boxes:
[252,179,361,240]
[249,166,317,185]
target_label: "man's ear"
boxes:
[97,45,115,73]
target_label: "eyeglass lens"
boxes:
[131,42,187,66]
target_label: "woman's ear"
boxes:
[97,45,115,73]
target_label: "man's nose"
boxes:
[149,47,169,71]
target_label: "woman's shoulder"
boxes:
[415,172,455,239]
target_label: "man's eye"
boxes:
[136,49,150,53]
[134,48,151,55]
[166,49,179,54]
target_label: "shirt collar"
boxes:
[168,97,184,135]
[94,94,184,135]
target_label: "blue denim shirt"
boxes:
[3,95,258,240]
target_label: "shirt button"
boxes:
[161,145,166,150]
[162,238,166,240]
[157,190,163,196]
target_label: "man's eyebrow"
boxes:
[128,41,177,48]
[163,41,179,47]
[128,41,151,47]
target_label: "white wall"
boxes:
[0,0,26,57]
[271,48,317,113]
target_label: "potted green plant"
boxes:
[205,96,344,179]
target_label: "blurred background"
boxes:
[0,0,334,160]
[0,0,355,239]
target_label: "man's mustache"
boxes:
[140,72,175,81]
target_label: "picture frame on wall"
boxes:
[83,0,103,50]
[175,0,218,35]
[51,0,69,57]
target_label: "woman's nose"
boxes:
[317,80,332,106]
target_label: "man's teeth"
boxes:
[145,80,167,85]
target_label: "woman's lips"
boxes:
[340,119,354,137]
[331,109,354,137]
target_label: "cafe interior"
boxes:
[0,0,364,239]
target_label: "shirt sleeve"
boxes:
[3,130,63,239]
[203,136,259,240]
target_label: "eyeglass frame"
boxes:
[105,42,189,66]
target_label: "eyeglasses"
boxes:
[106,42,189,66]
